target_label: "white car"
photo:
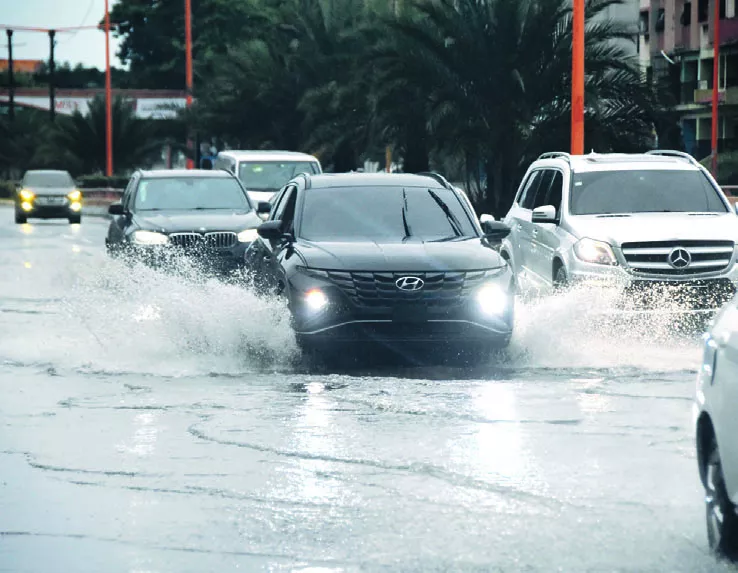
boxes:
[212,150,322,207]
[501,150,738,313]
[695,298,738,555]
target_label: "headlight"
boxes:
[68,190,82,201]
[476,283,509,315]
[573,237,617,265]
[237,228,259,243]
[305,288,328,312]
[19,189,34,201]
[132,230,169,245]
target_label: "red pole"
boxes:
[712,0,721,177]
[185,0,194,169]
[571,0,585,155]
[104,0,113,176]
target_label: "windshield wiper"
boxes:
[427,189,463,238]
[401,188,413,242]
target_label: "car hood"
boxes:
[134,210,263,233]
[26,186,75,197]
[246,190,277,204]
[297,239,505,272]
[567,213,738,246]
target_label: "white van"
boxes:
[213,150,322,205]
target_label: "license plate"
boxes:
[392,304,428,323]
[36,197,65,206]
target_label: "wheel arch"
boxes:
[552,256,565,282]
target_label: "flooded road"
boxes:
[0,209,734,572]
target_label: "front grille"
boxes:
[168,231,237,250]
[620,240,734,275]
[310,269,500,308]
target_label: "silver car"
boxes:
[501,150,738,312]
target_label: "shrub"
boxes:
[76,174,130,189]
[0,180,17,198]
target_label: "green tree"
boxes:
[377,0,657,216]
[0,110,50,177]
[38,95,162,175]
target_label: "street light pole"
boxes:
[712,0,721,177]
[105,0,113,176]
[6,29,14,121]
[571,0,585,155]
[185,0,194,169]
[48,29,56,122]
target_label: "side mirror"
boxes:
[531,205,558,224]
[257,201,272,215]
[479,213,496,225]
[481,220,511,242]
[108,202,125,216]
[257,220,285,241]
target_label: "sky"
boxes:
[2,0,123,70]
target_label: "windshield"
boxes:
[237,161,319,191]
[570,170,728,215]
[300,186,477,242]
[134,177,252,211]
[23,171,74,188]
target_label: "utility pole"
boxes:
[48,29,56,122]
[104,0,113,176]
[712,0,721,177]
[571,0,585,155]
[185,0,194,169]
[6,29,14,121]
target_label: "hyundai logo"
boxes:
[668,247,692,270]
[395,276,425,291]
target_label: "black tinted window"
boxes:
[532,170,554,209]
[300,186,477,242]
[546,171,564,211]
[570,170,727,215]
[23,171,73,188]
[133,177,252,211]
[518,171,542,209]
[238,161,318,191]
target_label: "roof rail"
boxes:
[537,152,571,162]
[645,150,701,167]
[416,171,453,189]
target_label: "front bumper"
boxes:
[16,201,80,219]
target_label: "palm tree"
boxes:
[376,0,657,216]
[39,95,161,175]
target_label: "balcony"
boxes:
[693,86,738,104]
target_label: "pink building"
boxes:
[641,0,738,157]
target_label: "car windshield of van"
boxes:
[134,177,252,211]
[23,171,74,188]
[570,169,728,215]
[300,186,477,242]
[238,161,319,191]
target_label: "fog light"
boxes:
[477,283,508,315]
[70,202,82,212]
[21,201,33,212]
[305,288,328,312]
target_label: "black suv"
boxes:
[106,169,269,273]
[246,172,514,360]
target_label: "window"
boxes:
[699,0,709,23]
[655,8,665,32]
[122,175,138,210]
[545,171,564,213]
[569,170,727,215]
[531,170,554,209]
[728,0,736,18]
[23,171,74,188]
[519,171,544,209]
[237,161,319,191]
[272,185,296,223]
[299,186,478,242]
[640,10,650,34]
[681,2,692,26]
[133,176,252,212]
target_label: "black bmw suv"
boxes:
[106,169,269,273]
[246,172,514,360]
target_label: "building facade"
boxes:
[640,0,738,158]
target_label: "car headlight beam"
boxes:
[68,190,82,202]
[19,189,35,201]
[573,237,617,266]
[132,230,169,246]
[476,283,509,316]
[237,228,259,243]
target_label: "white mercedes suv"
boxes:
[695,297,738,556]
[501,150,738,312]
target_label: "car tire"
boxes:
[15,211,27,225]
[705,436,738,558]
[553,264,568,290]
[68,214,81,224]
